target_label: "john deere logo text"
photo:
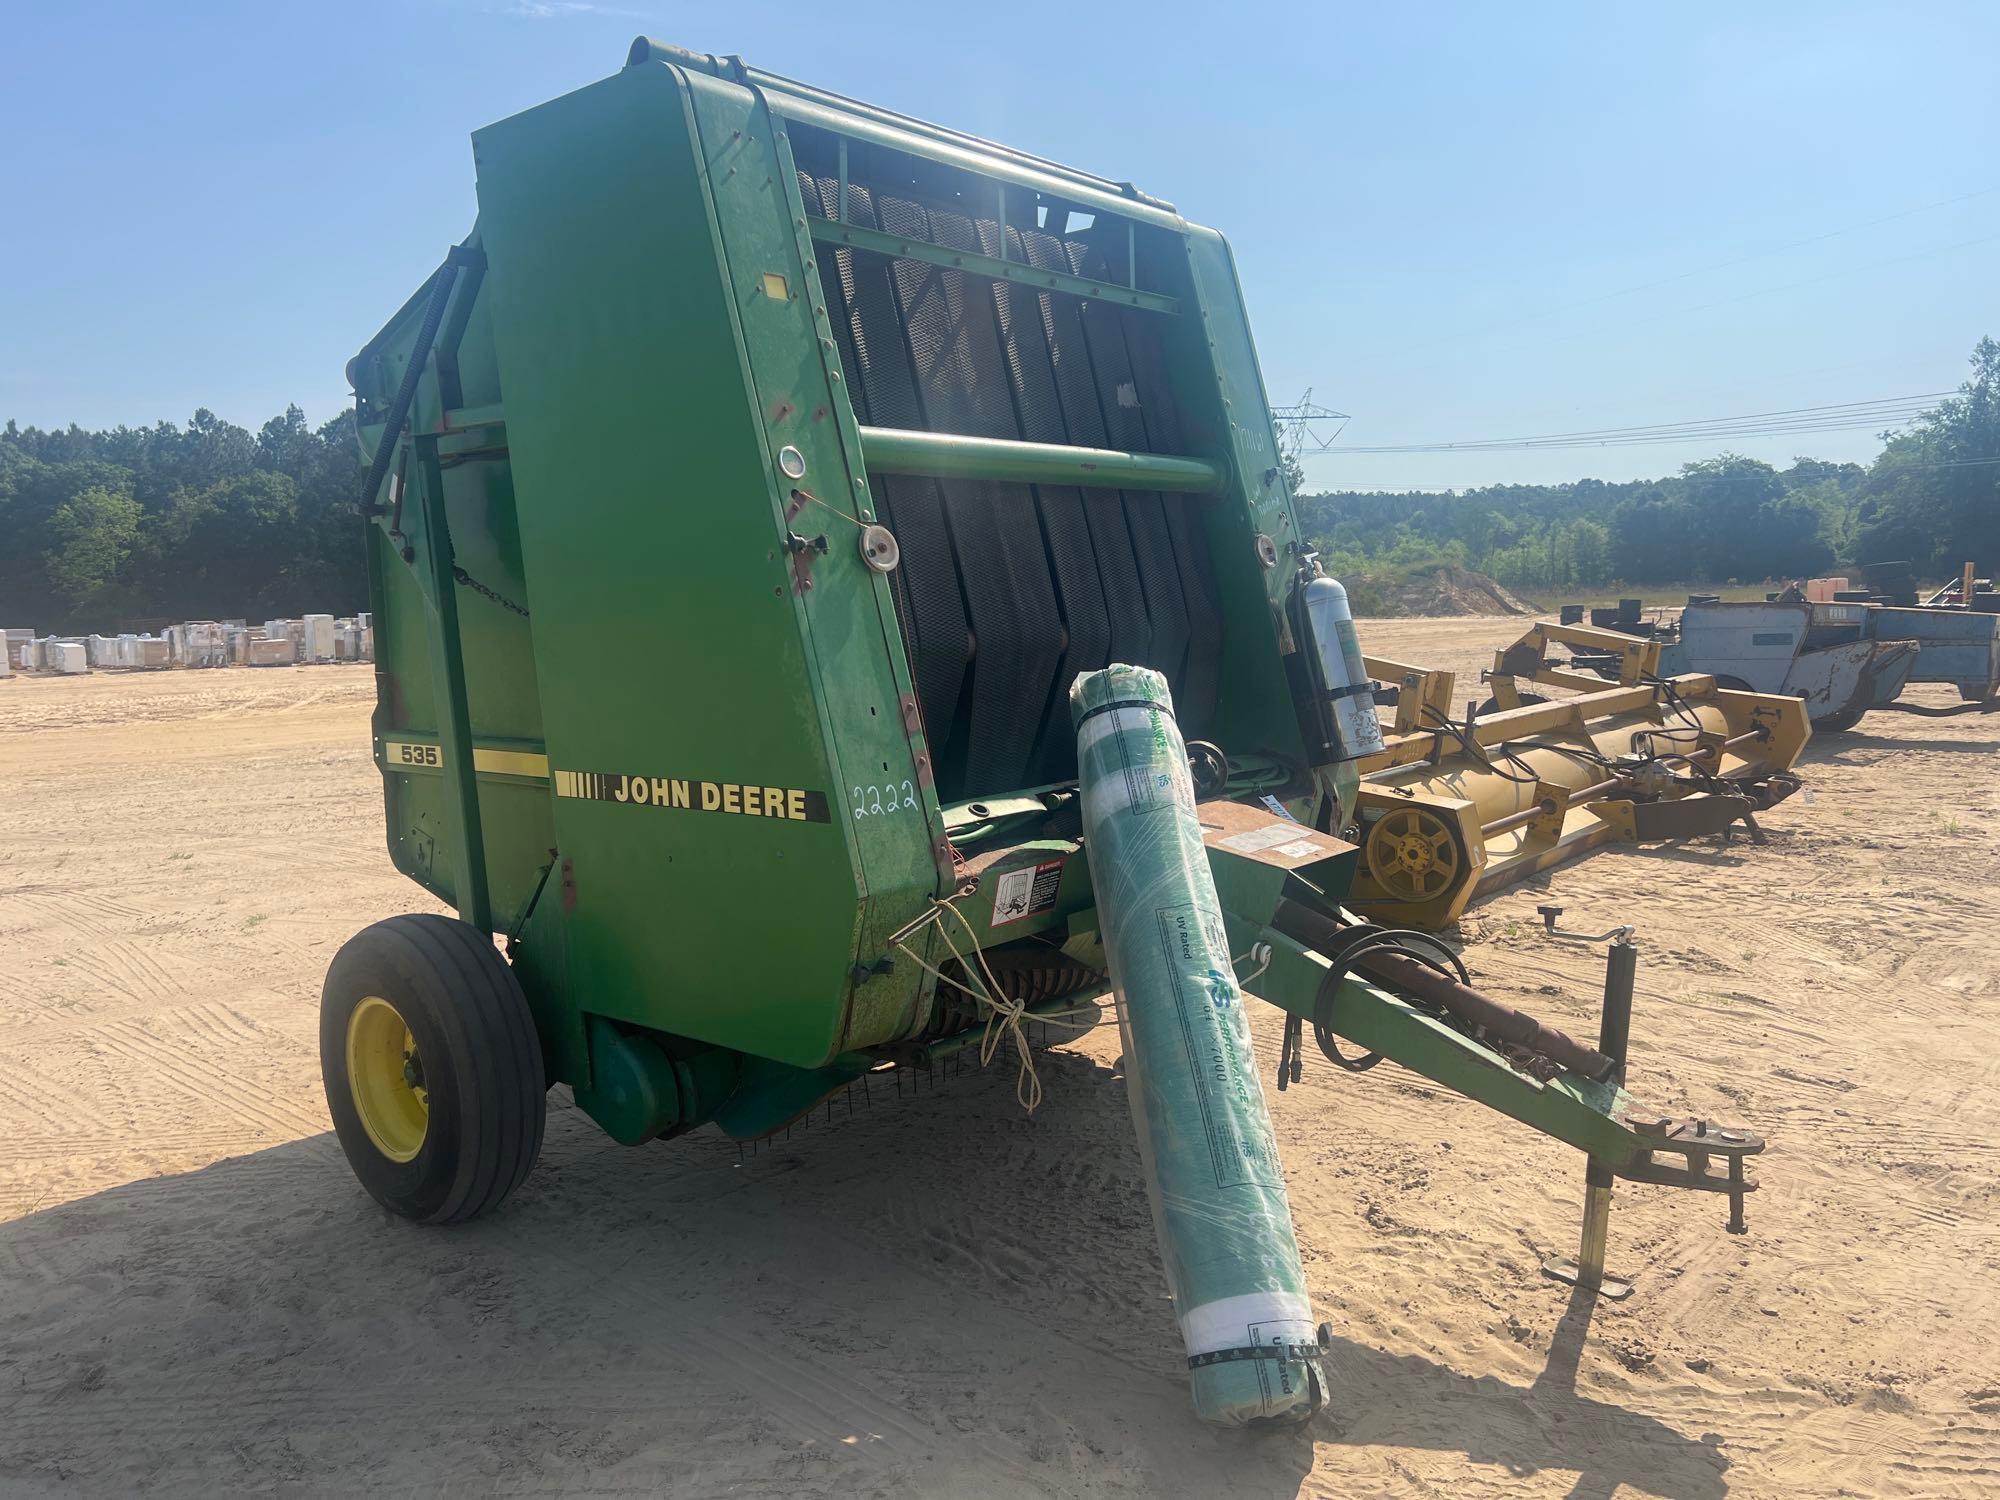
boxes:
[555,769,830,823]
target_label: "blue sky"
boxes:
[3,1,1994,490]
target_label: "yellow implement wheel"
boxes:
[321,914,546,1224]
[1366,806,1461,902]
[346,996,429,1163]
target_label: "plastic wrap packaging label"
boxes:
[1154,901,1281,1189]
[1070,663,1321,1428]
[1076,708,1193,818]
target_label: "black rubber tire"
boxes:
[321,914,546,1224]
[1713,675,1755,692]
[1810,704,1866,734]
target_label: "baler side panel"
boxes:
[1153,227,1314,772]
[677,70,943,1050]
[469,65,874,1070]
[357,275,557,941]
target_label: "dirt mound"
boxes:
[1375,565,1533,617]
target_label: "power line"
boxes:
[1871,455,2000,475]
[1317,392,1950,456]
[1345,408,1939,453]
[1304,455,2000,498]
[1413,393,1949,443]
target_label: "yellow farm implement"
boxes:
[1347,645,1809,930]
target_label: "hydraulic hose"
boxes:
[1273,900,1616,1082]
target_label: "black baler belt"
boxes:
[804,174,973,776]
[1056,239,1192,690]
[873,190,1061,798]
[947,212,1113,786]
[800,163,1215,799]
[1015,227,1155,679]
[1112,296,1222,737]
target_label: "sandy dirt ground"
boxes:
[2,630,1996,1497]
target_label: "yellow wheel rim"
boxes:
[1366,807,1461,901]
[346,995,429,1163]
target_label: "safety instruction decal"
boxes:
[991,858,1065,926]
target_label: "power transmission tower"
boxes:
[1268,389,1349,465]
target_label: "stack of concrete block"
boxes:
[331,617,374,662]
[262,619,303,657]
[245,635,296,667]
[46,640,88,674]
[301,613,336,663]
[171,621,231,669]
[22,616,366,673]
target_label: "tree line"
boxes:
[1298,335,1999,599]
[1,406,364,630]
[2,337,1993,630]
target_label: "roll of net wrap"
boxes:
[1070,664,1321,1426]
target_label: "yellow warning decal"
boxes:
[555,769,830,824]
[470,748,552,779]
[382,741,550,779]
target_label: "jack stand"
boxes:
[1542,1159,1634,1300]
[1540,924,1639,1300]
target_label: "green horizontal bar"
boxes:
[858,426,1221,494]
[439,404,506,432]
[808,217,1178,317]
